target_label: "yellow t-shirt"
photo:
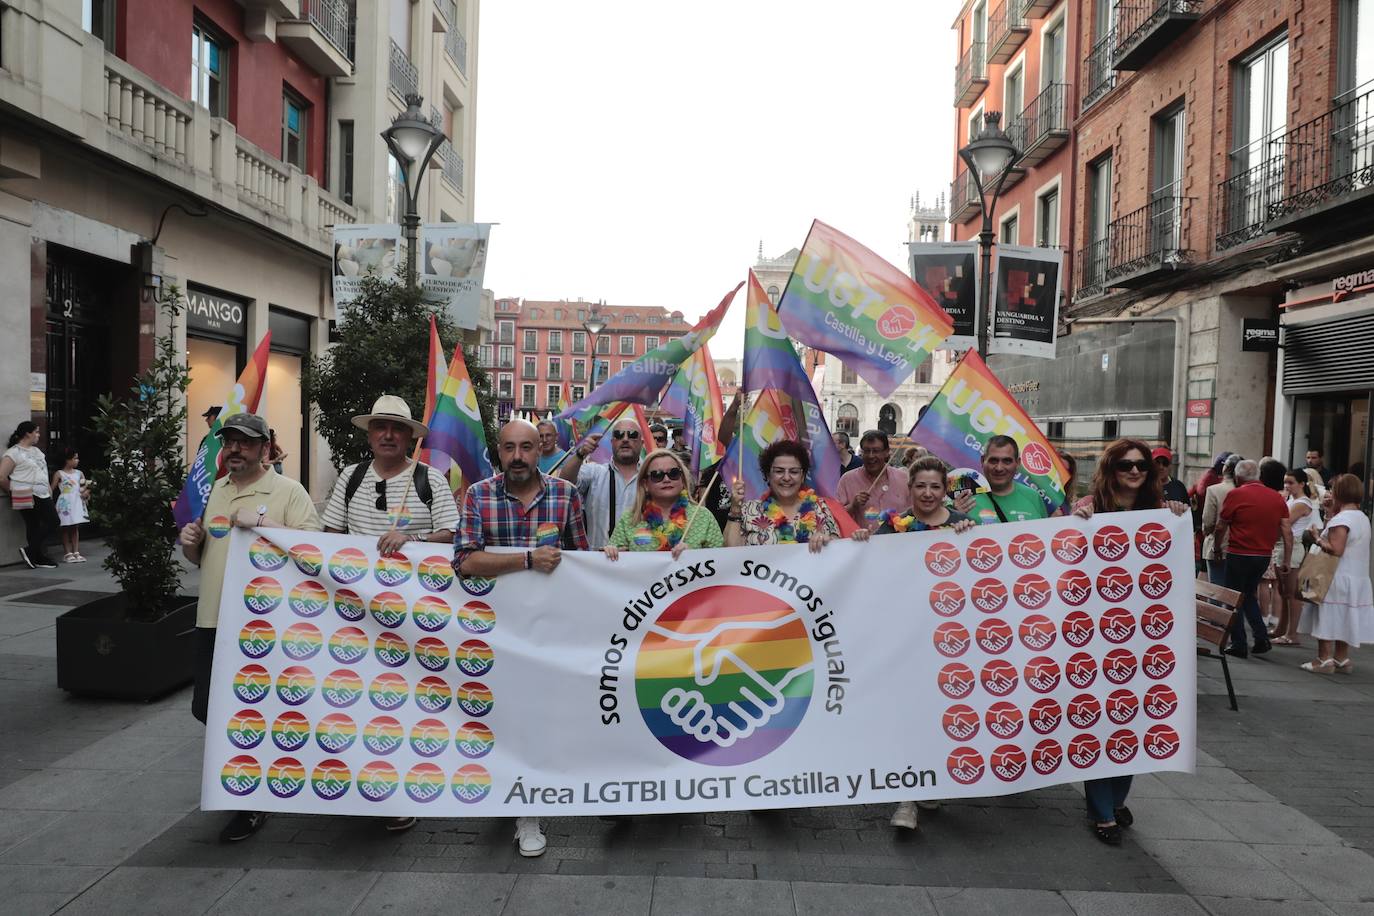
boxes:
[194,471,322,628]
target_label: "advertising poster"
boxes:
[990,244,1063,359]
[908,241,980,351]
[203,513,1195,816]
[333,225,402,313]
[419,223,492,330]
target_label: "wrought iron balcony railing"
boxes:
[1113,1,1203,71]
[954,41,988,108]
[988,0,1029,65]
[1267,81,1374,227]
[1215,145,1284,250]
[1082,29,1118,112]
[948,168,981,223]
[302,0,352,58]
[1009,82,1069,165]
[388,40,419,98]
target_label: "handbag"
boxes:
[9,485,33,511]
[1296,544,1340,604]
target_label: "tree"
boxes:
[303,275,498,470]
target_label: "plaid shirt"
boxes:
[455,473,590,572]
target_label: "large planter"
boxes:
[56,594,198,701]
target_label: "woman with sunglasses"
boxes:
[724,440,839,552]
[603,449,723,561]
[1071,438,1189,847]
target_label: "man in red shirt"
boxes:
[1215,459,1293,657]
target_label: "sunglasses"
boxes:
[375,479,387,511]
[612,429,640,441]
[646,467,683,483]
[1114,459,1151,473]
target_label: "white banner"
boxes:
[332,224,402,314]
[990,243,1063,360]
[419,223,491,330]
[202,511,1195,816]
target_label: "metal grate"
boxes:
[1282,315,1374,395]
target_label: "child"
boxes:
[53,448,90,563]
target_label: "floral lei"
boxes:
[637,496,690,550]
[881,509,918,532]
[763,488,821,543]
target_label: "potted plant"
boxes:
[56,290,197,700]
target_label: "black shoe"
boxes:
[384,816,417,833]
[18,547,35,570]
[33,557,58,569]
[1114,806,1134,828]
[1223,645,1248,659]
[219,811,268,843]
[1093,823,1122,846]
[1252,641,1273,656]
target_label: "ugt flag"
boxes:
[418,315,454,476]
[778,220,953,397]
[424,345,494,484]
[557,282,743,419]
[173,332,271,529]
[659,346,726,475]
[910,349,1069,514]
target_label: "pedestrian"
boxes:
[602,448,723,561]
[838,430,911,531]
[455,419,590,857]
[1201,454,1241,585]
[196,405,221,455]
[264,428,287,474]
[1071,438,1189,846]
[1272,470,1320,647]
[724,440,840,551]
[649,423,669,451]
[1214,459,1292,658]
[1305,448,1334,487]
[1298,474,1374,673]
[1191,451,1231,506]
[558,415,644,549]
[52,447,90,563]
[177,412,321,843]
[1058,450,1078,508]
[1256,459,1290,631]
[972,435,1053,524]
[535,420,566,474]
[699,394,743,530]
[0,421,59,569]
[833,431,863,473]
[1152,447,1189,504]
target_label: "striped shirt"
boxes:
[322,461,460,537]
[455,473,590,571]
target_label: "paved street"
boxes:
[1,544,1372,915]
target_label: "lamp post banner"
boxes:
[908,241,980,351]
[203,515,1195,816]
[332,224,402,314]
[989,243,1063,359]
[419,223,492,330]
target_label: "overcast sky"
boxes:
[474,1,956,357]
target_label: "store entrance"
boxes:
[1290,392,1371,490]
[44,246,118,469]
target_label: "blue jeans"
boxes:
[1206,557,1227,585]
[1085,776,1133,823]
[1225,553,1271,650]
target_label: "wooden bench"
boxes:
[1196,578,1242,711]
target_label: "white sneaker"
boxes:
[890,801,918,830]
[63,553,79,564]
[514,816,546,857]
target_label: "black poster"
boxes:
[1241,318,1279,352]
[908,242,979,350]
[990,244,1062,360]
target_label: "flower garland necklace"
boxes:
[638,496,690,550]
[763,488,821,543]
[881,509,918,532]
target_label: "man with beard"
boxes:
[557,415,644,549]
[972,435,1053,524]
[454,418,590,858]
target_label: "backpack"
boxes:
[343,461,433,518]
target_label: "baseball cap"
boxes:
[202,405,222,418]
[216,413,269,440]
[1151,447,1173,463]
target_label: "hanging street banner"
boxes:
[990,243,1063,360]
[419,223,492,330]
[332,225,402,312]
[778,220,953,398]
[202,513,1195,816]
[908,241,979,351]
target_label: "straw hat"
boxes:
[351,394,429,438]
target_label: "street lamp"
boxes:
[958,110,1022,357]
[582,300,607,393]
[380,93,446,288]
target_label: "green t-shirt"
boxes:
[609,503,725,550]
[972,482,1049,525]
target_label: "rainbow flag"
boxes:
[909,349,1069,514]
[424,345,495,484]
[553,380,576,451]
[418,315,455,477]
[660,345,725,475]
[586,403,656,464]
[174,332,271,528]
[777,220,953,397]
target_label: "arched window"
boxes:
[878,403,901,436]
[837,403,860,436]
[766,285,781,304]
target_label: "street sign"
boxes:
[1185,399,1212,418]
[1241,318,1279,352]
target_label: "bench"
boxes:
[1196,577,1242,711]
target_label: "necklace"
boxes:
[637,496,690,550]
[763,489,821,543]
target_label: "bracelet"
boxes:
[524,551,533,570]
[727,514,742,522]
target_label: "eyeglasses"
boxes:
[1154,457,1171,466]
[770,467,804,478]
[221,437,257,451]
[612,429,640,441]
[375,480,387,511]
[646,467,683,483]
[1114,459,1151,473]
[653,435,667,444]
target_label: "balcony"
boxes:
[1074,195,1193,297]
[279,0,353,77]
[389,40,419,98]
[1082,29,1118,112]
[1266,83,1374,235]
[988,0,1030,65]
[439,143,464,193]
[1215,151,1284,250]
[954,42,988,108]
[547,370,562,381]
[1010,82,1070,166]
[498,357,514,369]
[1022,0,1058,13]
[445,23,469,77]
[1112,1,1202,71]
[948,169,981,223]
[1073,240,1111,300]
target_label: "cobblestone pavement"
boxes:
[1,546,1372,914]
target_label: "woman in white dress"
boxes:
[1273,470,1321,646]
[1298,474,1374,673]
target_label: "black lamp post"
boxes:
[380,93,446,288]
[958,110,1022,357]
[582,301,607,393]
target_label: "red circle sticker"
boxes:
[1024,655,1062,694]
[1019,614,1057,651]
[990,744,1028,782]
[1008,533,1047,569]
[1013,573,1052,610]
[1057,570,1093,607]
[947,746,985,785]
[1093,525,1131,561]
[937,662,976,699]
[971,578,1009,614]
[1062,611,1096,648]
[925,542,962,576]
[1068,733,1102,769]
[975,618,1013,655]
[1144,724,1181,759]
[1106,729,1140,764]
[1032,738,1063,774]
[1067,693,1102,729]
[1097,567,1134,602]
[1029,697,1063,734]
[1103,648,1139,685]
[933,622,971,658]
[1139,563,1173,599]
[1143,644,1177,680]
[980,659,1019,697]
[1052,529,1088,564]
[1066,652,1098,689]
[1134,522,1172,559]
[1144,684,1179,719]
[1099,607,1137,644]
[876,304,918,340]
[929,582,967,618]
[1142,604,1175,640]
[1106,688,1139,725]
[942,704,980,741]
[985,701,1024,739]
[1021,441,1054,476]
[966,538,1003,573]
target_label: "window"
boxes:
[915,360,932,384]
[521,384,535,407]
[497,375,512,398]
[498,345,514,368]
[595,361,609,384]
[619,336,635,355]
[1000,212,1019,245]
[83,0,116,51]
[571,385,585,402]
[548,357,561,380]
[498,320,514,344]
[1086,154,1113,284]
[1036,184,1061,246]
[523,329,538,352]
[477,344,493,367]
[596,336,610,355]
[1042,16,1066,88]
[1004,62,1024,122]
[390,0,411,54]
[766,286,781,304]
[645,336,660,352]
[620,359,633,372]
[191,21,229,118]
[338,121,354,204]
[1229,35,1288,235]
[837,404,860,436]
[572,331,587,353]
[968,104,985,142]
[841,363,857,385]
[547,330,562,353]
[522,356,537,379]
[572,359,586,381]
[546,385,560,407]
[1152,105,1186,251]
[1340,0,1374,95]
[553,308,564,319]
[282,91,308,171]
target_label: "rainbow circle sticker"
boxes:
[417,556,455,593]
[455,639,494,677]
[416,676,454,714]
[405,762,446,803]
[457,601,495,634]
[281,622,324,661]
[328,627,369,664]
[414,636,450,672]
[275,665,316,706]
[362,715,405,755]
[358,760,400,802]
[328,547,369,584]
[248,536,289,571]
[454,721,494,759]
[458,574,495,597]
[266,756,306,798]
[369,672,409,711]
[289,543,324,576]
[311,758,351,801]
[451,764,491,803]
[321,668,363,708]
[226,709,267,749]
[237,619,276,659]
[409,718,451,758]
[288,581,330,619]
[314,712,357,753]
[207,515,233,539]
[243,577,284,615]
[233,664,272,703]
[221,755,262,797]
[271,711,311,751]
[374,631,411,668]
[333,588,366,622]
[374,554,412,588]
[412,596,451,633]
[456,681,492,717]
[536,522,561,547]
[369,591,408,628]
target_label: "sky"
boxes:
[474,0,956,358]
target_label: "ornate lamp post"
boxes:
[380,93,446,288]
[582,300,607,393]
[958,111,1022,356]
